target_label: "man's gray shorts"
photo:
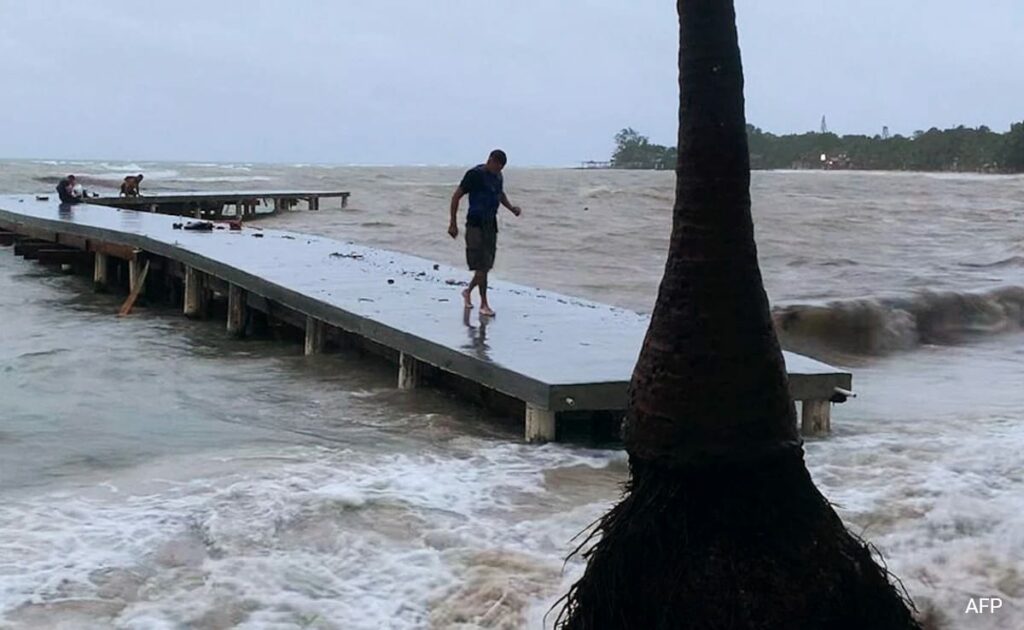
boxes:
[465,218,497,271]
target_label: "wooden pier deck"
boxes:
[0,194,851,441]
[87,190,351,220]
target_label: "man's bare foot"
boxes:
[480,305,495,317]
[462,288,473,309]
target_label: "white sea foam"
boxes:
[77,169,180,181]
[3,168,1024,629]
[170,175,273,184]
[0,443,619,629]
[184,163,252,171]
[97,163,149,172]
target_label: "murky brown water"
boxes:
[2,160,1023,628]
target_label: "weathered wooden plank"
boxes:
[128,257,145,294]
[56,233,90,250]
[118,261,151,316]
[35,249,93,265]
[88,241,137,260]
[14,241,58,259]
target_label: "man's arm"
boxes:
[448,186,465,238]
[500,192,522,216]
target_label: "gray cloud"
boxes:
[1,0,1019,165]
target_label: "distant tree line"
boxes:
[611,123,1024,172]
[610,128,678,170]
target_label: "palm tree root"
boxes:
[556,446,923,629]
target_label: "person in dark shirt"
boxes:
[56,175,81,203]
[448,149,522,316]
[120,173,144,197]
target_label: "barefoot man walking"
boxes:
[448,149,522,316]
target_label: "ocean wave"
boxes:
[37,170,182,184]
[97,162,149,172]
[579,185,674,202]
[959,256,1024,269]
[0,443,616,628]
[774,285,1024,355]
[183,163,252,171]
[169,175,273,183]
[32,171,271,185]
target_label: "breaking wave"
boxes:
[958,256,1024,270]
[773,285,1024,355]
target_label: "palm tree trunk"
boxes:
[556,2,922,628]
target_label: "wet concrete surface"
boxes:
[0,195,851,410]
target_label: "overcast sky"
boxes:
[1,0,1021,165]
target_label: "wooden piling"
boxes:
[525,405,557,443]
[801,399,831,436]
[304,316,325,355]
[227,284,247,337]
[128,256,145,295]
[93,252,109,291]
[118,261,151,316]
[398,352,421,390]
[183,266,204,318]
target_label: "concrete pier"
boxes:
[0,195,853,441]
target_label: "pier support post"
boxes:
[305,316,325,355]
[128,257,145,295]
[227,284,247,337]
[801,399,831,436]
[398,353,421,390]
[525,405,557,443]
[309,197,320,211]
[93,252,109,292]
[184,266,205,318]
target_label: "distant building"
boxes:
[822,153,853,170]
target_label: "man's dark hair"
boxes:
[488,149,507,166]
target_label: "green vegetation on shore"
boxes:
[611,122,1024,172]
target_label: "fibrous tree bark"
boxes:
[557,2,922,628]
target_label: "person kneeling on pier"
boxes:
[120,173,144,197]
[56,174,82,204]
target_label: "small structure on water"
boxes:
[89,190,352,221]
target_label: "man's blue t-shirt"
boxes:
[459,164,503,225]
